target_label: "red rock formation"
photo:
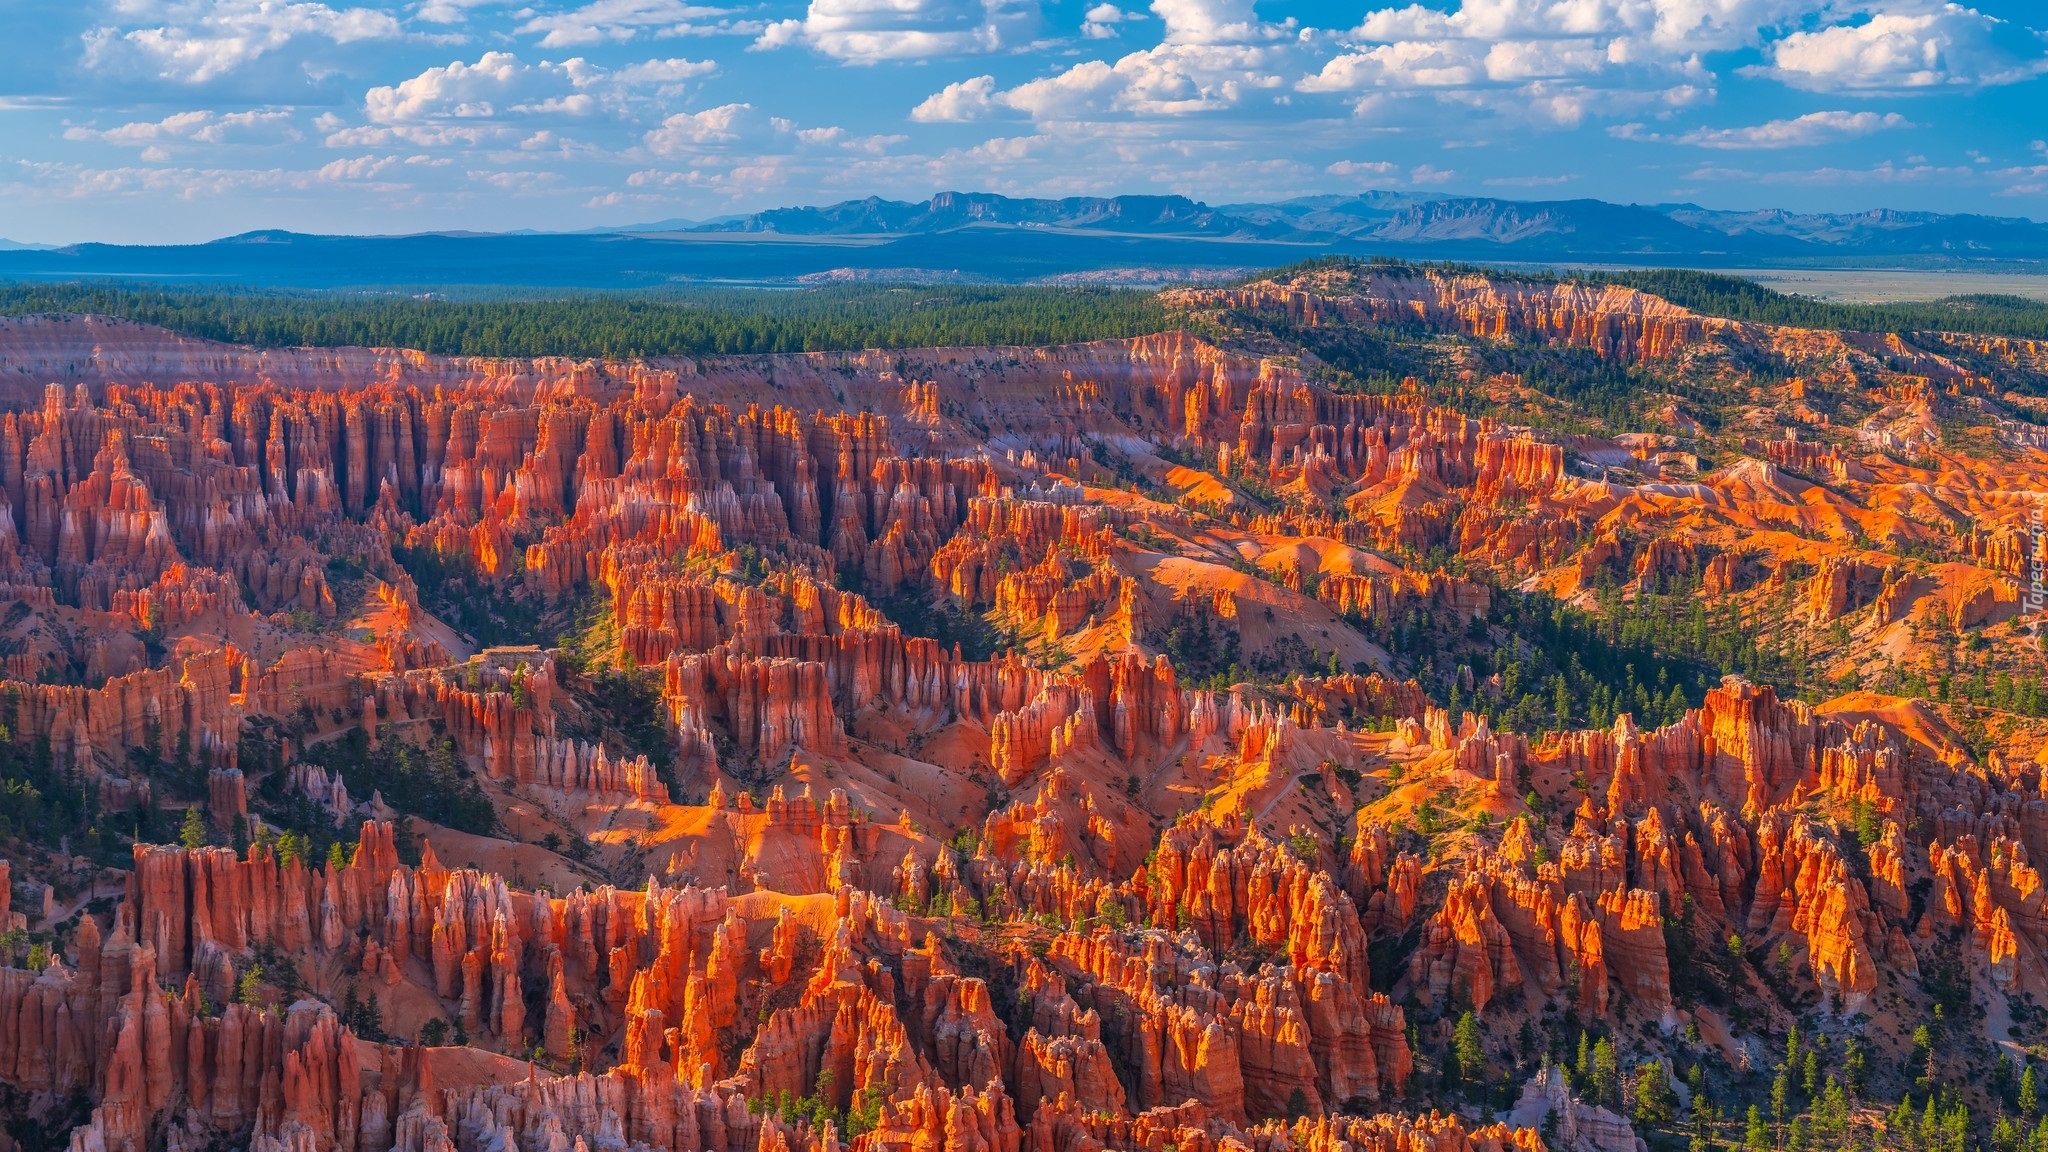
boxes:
[1172,272,1719,365]
[665,645,847,760]
[207,768,248,830]
[1317,571,1490,626]
[1410,873,1521,1014]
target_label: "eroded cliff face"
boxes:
[1168,274,1722,365]
[0,299,2043,1152]
[3,818,1422,1152]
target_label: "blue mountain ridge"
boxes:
[1,191,2042,289]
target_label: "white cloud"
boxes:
[366,53,528,122]
[914,0,1293,126]
[325,123,500,147]
[7,157,410,202]
[1613,109,1911,148]
[516,0,746,48]
[1326,159,1398,177]
[1150,0,1292,46]
[625,169,698,188]
[844,132,908,153]
[612,58,721,84]
[1082,3,1142,38]
[638,103,893,178]
[1300,41,1484,90]
[911,75,999,121]
[643,103,758,152]
[750,0,1039,62]
[82,0,403,84]
[1992,164,2048,196]
[64,109,299,148]
[318,154,400,180]
[1485,173,1575,185]
[417,0,502,21]
[362,52,716,125]
[1482,38,1608,81]
[998,45,1284,117]
[1300,0,1838,127]
[1346,0,1812,58]
[468,168,563,190]
[1749,5,2048,92]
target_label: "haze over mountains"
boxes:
[2,190,2045,288]
[685,190,2048,259]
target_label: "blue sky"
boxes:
[1,0,2044,243]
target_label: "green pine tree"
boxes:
[1454,1012,1484,1086]
[1593,1038,1620,1109]
[236,963,264,1006]
[1745,1106,1768,1151]
[179,805,209,850]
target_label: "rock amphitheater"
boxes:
[0,269,2043,1152]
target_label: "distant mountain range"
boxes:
[0,191,2042,289]
[677,191,2048,260]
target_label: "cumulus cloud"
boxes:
[82,0,403,84]
[1150,0,1292,46]
[1299,41,1483,90]
[998,45,1285,117]
[1613,109,1911,148]
[417,0,503,22]
[1346,0,1810,58]
[1081,3,1143,39]
[751,0,1038,62]
[516,0,758,48]
[642,104,882,154]
[319,154,402,180]
[1299,0,1829,124]
[612,58,722,84]
[1748,5,2048,92]
[911,75,999,121]
[1326,159,1399,177]
[627,104,895,203]
[362,52,716,125]
[645,103,756,150]
[910,0,1293,123]
[366,53,533,121]
[64,109,300,153]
